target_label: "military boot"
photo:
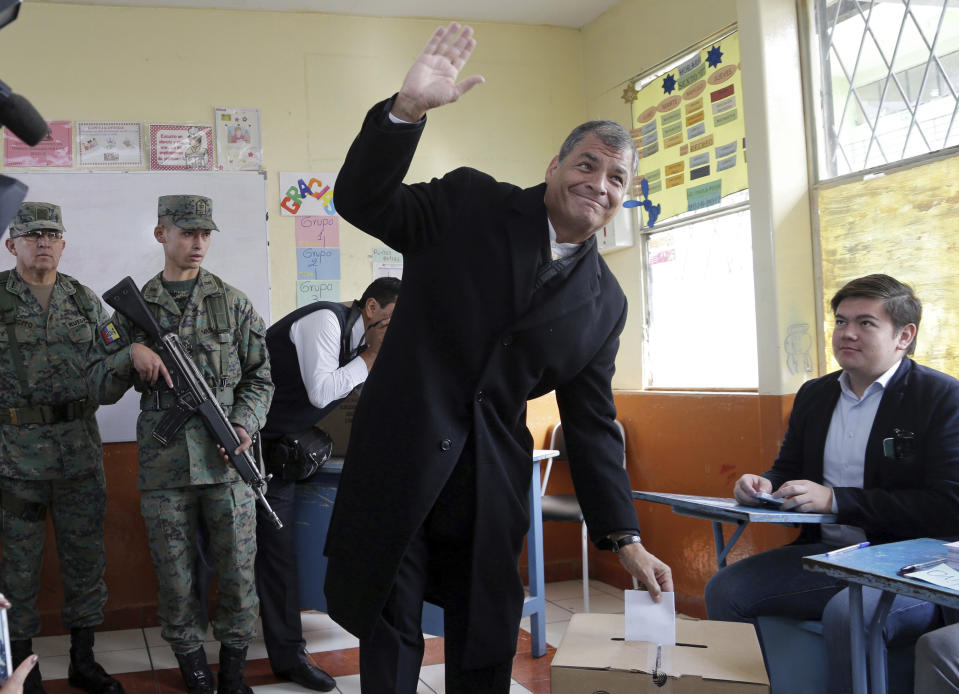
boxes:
[11,638,44,694]
[175,648,216,694]
[67,627,124,694]
[216,645,252,694]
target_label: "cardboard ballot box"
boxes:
[318,391,360,456]
[551,614,769,693]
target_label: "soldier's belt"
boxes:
[140,387,235,411]
[0,398,94,426]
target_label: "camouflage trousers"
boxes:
[0,470,107,639]
[140,481,258,654]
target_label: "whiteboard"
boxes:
[3,171,270,443]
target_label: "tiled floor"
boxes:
[31,580,626,694]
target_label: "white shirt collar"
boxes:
[838,358,903,399]
[547,218,581,260]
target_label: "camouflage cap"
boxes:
[9,202,66,238]
[157,194,218,231]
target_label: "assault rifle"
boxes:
[103,276,281,529]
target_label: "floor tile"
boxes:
[418,662,444,692]
[251,682,312,694]
[89,628,149,653]
[36,654,69,681]
[31,578,630,693]
[542,579,587,601]
[92,648,155,675]
[329,672,361,693]
[303,628,360,653]
[545,620,570,648]
[31,634,71,658]
[300,610,339,632]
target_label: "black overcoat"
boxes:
[324,98,641,666]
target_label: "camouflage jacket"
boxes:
[0,270,111,480]
[88,269,273,490]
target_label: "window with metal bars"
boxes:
[807,0,959,179]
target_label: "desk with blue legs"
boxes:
[632,491,836,567]
[293,449,558,659]
[804,538,959,694]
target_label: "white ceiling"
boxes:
[40,0,622,28]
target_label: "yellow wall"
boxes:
[0,3,585,317]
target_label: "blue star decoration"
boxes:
[624,177,662,228]
[706,44,724,68]
[662,73,676,94]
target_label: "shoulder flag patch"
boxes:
[100,322,121,345]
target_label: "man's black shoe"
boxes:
[276,658,335,692]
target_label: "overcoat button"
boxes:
[502,335,513,346]
[440,439,452,451]
[476,391,486,403]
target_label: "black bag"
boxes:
[267,427,333,481]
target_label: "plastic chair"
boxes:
[540,420,626,613]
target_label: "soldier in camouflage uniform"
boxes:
[0,202,125,694]
[87,195,273,694]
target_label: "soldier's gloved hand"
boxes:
[131,343,173,388]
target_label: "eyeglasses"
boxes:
[18,230,63,242]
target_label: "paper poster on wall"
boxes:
[297,247,340,280]
[4,121,73,167]
[629,31,747,226]
[295,214,339,247]
[297,280,340,307]
[372,247,403,279]
[150,124,214,171]
[279,172,337,216]
[215,107,262,171]
[77,122,143,168]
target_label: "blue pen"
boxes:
[824,541,870,557]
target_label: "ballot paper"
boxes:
[625,590,676,645]
[907,563,959,591]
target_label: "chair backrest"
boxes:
[542,420,626,495]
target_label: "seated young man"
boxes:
[705,274,959,694]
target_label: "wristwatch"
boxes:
[613,534,642,553]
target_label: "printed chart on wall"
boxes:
[279,172,342,306]
[629,31,747,226]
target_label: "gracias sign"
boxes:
[279,171,337,216]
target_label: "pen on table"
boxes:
[898,558,948,575]
[824,541,870,557]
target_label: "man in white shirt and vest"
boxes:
[256,277,400,691]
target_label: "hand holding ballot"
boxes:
[615,541,673,601]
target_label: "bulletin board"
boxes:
[630,30,747,226]
[2,170,270,442]
[818,152,959,377]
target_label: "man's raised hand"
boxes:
[391,22,485,122]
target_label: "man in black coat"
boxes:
[324,22,673,693]
[706,274,959,694]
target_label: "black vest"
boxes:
[263,300,361,435]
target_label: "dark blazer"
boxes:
[764,358,959,544]
[323,98,640,666]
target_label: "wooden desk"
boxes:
[293,449,558,658]
[804,538,959,694]
[632,491,837,567]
